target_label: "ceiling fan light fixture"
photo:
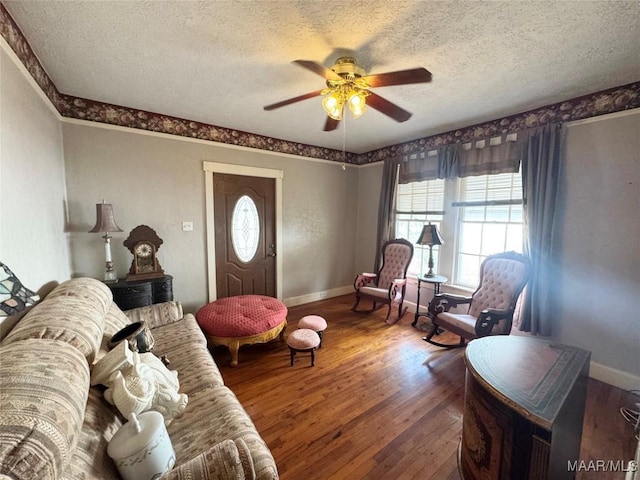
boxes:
[347,89,367,119]
[322,91,344,120]
[265,57,432,130]
[322,85,369,121]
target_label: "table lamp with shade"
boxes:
[89,201,123,284]
[416,223,444,277]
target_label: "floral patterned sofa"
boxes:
[0,277,278,480]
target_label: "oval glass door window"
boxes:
[231,195,260,262]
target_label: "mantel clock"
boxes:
[123,225,165,281]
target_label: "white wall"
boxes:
[61,122,359,313]
[554,111,640,382]
[0,46,70,336]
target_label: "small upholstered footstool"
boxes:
[196,295,287,367]
[297,315,327,348]
[287,329,320,367]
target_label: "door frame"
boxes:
[203,161,284,302]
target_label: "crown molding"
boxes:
[2,3,638,166]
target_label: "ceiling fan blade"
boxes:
[363,67,432,88]
[264,89,325,111]
[366,92,412,122]
[323,116,340,132]
[293,60,341,81]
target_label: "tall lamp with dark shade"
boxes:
[89,201,123,284]
[416,223,444,277]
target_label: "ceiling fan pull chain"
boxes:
[341,111,347,171]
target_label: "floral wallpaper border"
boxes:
[358,81,640,165]
[2,3,639,166]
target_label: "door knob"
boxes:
[268,244,277,257]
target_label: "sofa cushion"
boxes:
[125,301,183,329]
[95,303,133,363]
[61,387,123,480]
[153,313,207,351]
[152,314,224,393]
[160,438,254,480]
[0,339,90,480]
[167,387,278,480]
[2,278,111,363]
[104,303,131,338]
[165,344,225,394]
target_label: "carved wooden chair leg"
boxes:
[351,296,361,312]
[398,302,407,320]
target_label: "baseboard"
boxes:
[403,300,420,314]
[589,361,640,391]
[284,286,353,308]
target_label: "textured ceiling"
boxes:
[4,1,640,154]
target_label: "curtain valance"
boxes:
[397,133,521,184]
[398,151,437,184]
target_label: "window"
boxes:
[454,172,523,287]
[231,195,260,262]
[395,171,523,288]
[395,179,445,276]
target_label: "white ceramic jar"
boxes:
[107,411,176,480]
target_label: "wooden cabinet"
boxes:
[151,275,173,304]
[460,336,590,480]
[108,275,173,311]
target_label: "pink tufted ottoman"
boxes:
[297,315,327,348]
[196,295,288,367]
[286,329,320,367]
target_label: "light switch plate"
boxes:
[182,221,194,232]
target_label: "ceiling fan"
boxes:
[264,56,432,131]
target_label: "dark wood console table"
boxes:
[107,275,173,311]
[460,336,590,480]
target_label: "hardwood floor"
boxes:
[211,294,637,480]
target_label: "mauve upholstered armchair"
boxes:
[423,251,530,348]
[352,238,414,324]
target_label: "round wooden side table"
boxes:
[412,274,447,327]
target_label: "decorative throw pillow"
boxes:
[0,262,39,316]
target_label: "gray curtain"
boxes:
[437,144,461,179]
[520,123,565,335]
[374,158,400,273]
